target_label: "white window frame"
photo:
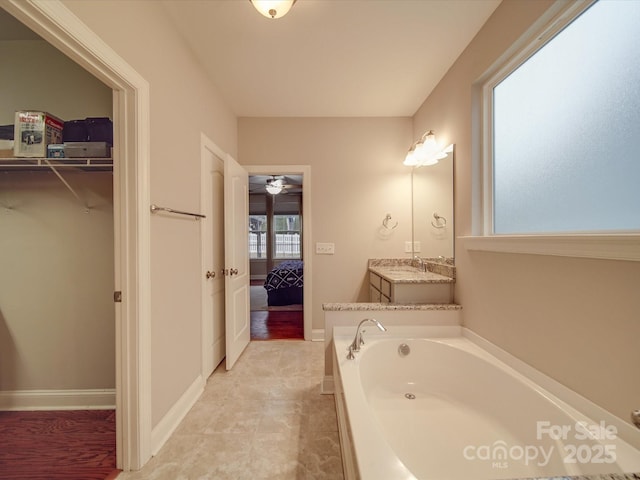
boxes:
[463,0,640,262]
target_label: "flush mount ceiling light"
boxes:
[250,0,296,19]
[404,130,453,167]
[265,177,284,194]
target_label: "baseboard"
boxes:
[150,375,204,456]
[0,388,116,411]
[311,328,324,341]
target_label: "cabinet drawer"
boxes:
[369,285,381,302]
[369,272,381,290]
[381,278,391,297]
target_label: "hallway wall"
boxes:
[62,0,238,427]
[239,117,414,330]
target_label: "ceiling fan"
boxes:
[249,175,300,195]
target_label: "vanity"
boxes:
[368,258,455,304]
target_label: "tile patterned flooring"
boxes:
[117,340,343,480]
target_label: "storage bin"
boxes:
[64,141,110,158]
[86,117,113,145]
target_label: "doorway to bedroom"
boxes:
[248,173,304,340]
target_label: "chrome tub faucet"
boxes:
[347,318,387,359]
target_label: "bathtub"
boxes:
[332,325,640,480]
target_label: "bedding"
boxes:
[264,260,303,306]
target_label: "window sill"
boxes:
[459,234,640,262]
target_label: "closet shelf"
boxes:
[0,157,113,172]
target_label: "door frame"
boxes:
[246,165,312,340]
[200,133,227,379]
[1,0,152,470]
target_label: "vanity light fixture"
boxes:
[404,130,452,167]
[250,0,296,19]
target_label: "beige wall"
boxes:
[239,117,414,329]
[62,0,238,426]
[0,39,113,394]
[0,40,112,124]
[414,0,640,423]
[0,172,115,391]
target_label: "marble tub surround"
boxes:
[323,302,461,311]
[116,341,343,480]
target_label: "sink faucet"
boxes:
[413,255,426,271]
[347,318,387,359]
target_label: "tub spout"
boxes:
[347,318,386,359]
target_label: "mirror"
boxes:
[411,145,454,261]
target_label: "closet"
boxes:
[0,18,115,410]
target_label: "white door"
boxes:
[202,143,226,377]
[224,155,250,369]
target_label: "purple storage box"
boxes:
[86,117,113,146]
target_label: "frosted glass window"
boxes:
[492,0,640,234]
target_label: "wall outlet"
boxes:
[404,241,421,253]
[316,242,335,254]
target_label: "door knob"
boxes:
[230,268,239,276]
[206,270,216,279]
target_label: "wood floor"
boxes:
[250,309,304,340]
[0,409,118,480]
[250,279,304,340]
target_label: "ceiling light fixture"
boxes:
[265,178,284,194]
[249,0,296,19]
[404,130,453,167]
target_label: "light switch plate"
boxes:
[316,242,335,254]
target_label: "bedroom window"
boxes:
[487,0,640,235]
[273,214,301,259]
[249,215,267,259]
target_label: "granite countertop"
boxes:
[517,475,639,480]
[369,265,454,284]
[323,302,462,311]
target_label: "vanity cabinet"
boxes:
[368,266,454,304]
[369,271,391,303]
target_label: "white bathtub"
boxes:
[332,325,640,480]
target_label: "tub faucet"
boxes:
[347,318,387,359]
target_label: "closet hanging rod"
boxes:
[150,204,205,219]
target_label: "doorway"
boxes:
[246,166,312,341]
[2,0,153,470]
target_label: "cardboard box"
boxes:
[14,111,64,158]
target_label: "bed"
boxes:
[264,260,304,306]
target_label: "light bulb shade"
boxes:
[266,178,284,194]
[266,184,283,194]
[404,131,451,167]
[250,0,296,19]
[403,147,419,166]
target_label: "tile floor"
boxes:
[116,340,343,480]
